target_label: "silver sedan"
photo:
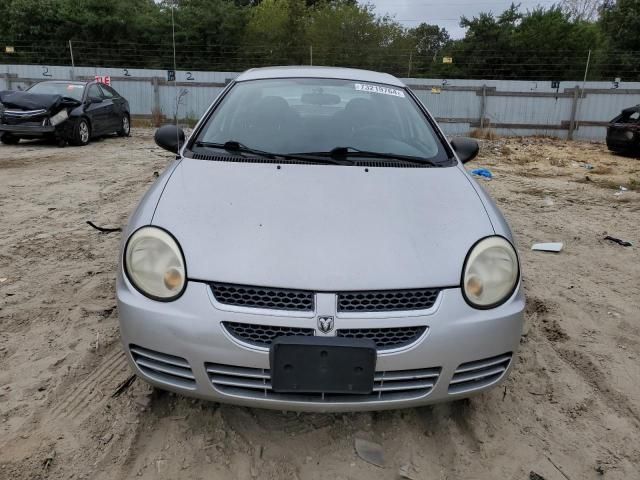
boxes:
[117,66,524,412]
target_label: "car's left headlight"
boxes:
[462,236,519,309]
[124,226,186,301]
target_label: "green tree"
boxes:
[244,0,308,64]
[165,0,248,70]
[599,0,640,81]
[306,1,410,73]
[437,4,602,80]
[406,23,451,75]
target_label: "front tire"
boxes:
[117,114,130,137]
[0,134,20,145]
[70,118,91,146]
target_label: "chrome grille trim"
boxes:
[453,352,512,374]
[448,352,512,395]
[130,345,196,389]
[130,346,190,369]
[206,363,441,403]
[206,363,270,380]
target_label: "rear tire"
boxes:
[0,134,20,145]
[117,114,130,137]
[69,118,91,146]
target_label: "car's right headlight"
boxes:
[124,226,186,301]
[462,236,519,309]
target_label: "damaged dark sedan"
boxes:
[606,105,640,156]
[0,80,130,146]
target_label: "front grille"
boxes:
[130,345,196,389]
[448,352,512,395]
[2,109,48,125]
[337,288,440,312]
[210,282,314,312]
[337,326,427,351]
[3,108,48,118]
[206,363,440,403]
[222,321,314,347]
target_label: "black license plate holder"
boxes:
[270,336,377,394]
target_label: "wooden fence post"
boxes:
[480,85,487,129]
[568,86,580,140]
[152,76,160,113]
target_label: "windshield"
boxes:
[193,78,451,164]
[28,82,85,101]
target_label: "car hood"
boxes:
[0,90,80,112]
[152,159,495,291]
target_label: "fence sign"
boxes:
[95,75,111,86]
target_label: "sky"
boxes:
[364,0,563,38]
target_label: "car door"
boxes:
[98,85,122,131]
[84,84,112,135]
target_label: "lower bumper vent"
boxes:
[206,363,440,403]
[448,352,512,395]
[337,326,427,351]
[222,322,315,347]
[130,345,196,389]
[222,322,426,351]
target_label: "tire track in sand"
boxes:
[50,348,129,420]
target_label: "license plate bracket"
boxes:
[270,336,376,394]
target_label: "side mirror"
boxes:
[450,137,480,164]
[88,96,102,104]
[154,124,185,154]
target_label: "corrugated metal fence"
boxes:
[2,63,639,141]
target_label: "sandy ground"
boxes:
[0,130,639,480]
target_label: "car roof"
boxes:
[235,66,405,87]
[36,80,89,86]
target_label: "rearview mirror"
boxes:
[301,92,341,105]
[450,137,479,164]
[155,124,185,154]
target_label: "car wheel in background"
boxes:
[117,114,131,137]
[70,118,91,146]
[0,133,21,145]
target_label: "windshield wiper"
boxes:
[193,140,347,165]
[194,140,278,159]
[301,146,438,167]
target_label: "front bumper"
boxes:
[0,123,56,136]
[606,129,639,153]
[117,274,524,412]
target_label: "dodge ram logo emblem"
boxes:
[317,316,334,334]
